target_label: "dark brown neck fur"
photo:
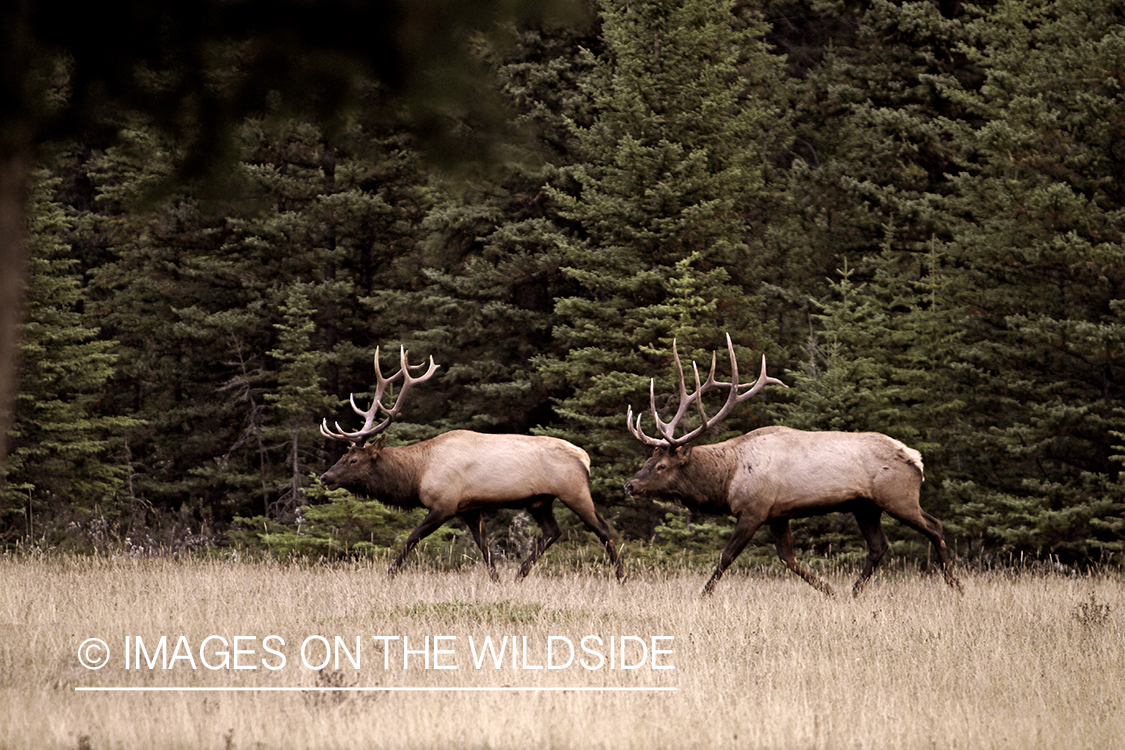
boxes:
[665,443,737,512]
[353,443,429,509]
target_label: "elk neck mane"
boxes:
[358,441,431,509]
[668,442,739,512]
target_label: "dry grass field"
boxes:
[1,552,1122,750]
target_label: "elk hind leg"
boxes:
[461,510,499,582]
[516,497,562,579]
[389,508,454,577]
[885,506,962,593]
[770,519,834,596]
[557,493,626,581]
[703,514,764,595]
[852,503,889,596]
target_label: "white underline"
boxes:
[75,686,676,693]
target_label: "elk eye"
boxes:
[657,463,667,471]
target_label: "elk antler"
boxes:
[321,346,440,442]
[626,333,787,448]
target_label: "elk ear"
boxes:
[366,435,387,453]
[674,445,693,461]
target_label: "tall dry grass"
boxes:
[1,553,1122,749]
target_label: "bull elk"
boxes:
[624,335,961,596]
[319,347,625,582]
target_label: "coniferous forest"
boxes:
[3,0,1124,570]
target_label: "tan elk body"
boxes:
[625,335,961,596]
[319,347,624,581]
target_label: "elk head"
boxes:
[624,334,786,498]
[319,346,439,492]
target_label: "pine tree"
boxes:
[81,110,434,535]
[1,176,137,548]
[772,241,971,559]
[263,283,335,518]
[940,0,1125,564]
[537,0,790,533]
[767,0,980,342]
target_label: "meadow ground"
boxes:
[1,552,1122,750]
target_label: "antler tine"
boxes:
[689,332,738,391]
[694,340,789,433]
[324,345,396,440]
[738,354,788,400]
[690,359,713,432]
[370,345,407,416]
[379,346,439,423]
[626,402,666,447]
[657,338,747,446]
[629,339,723,447]
[652,339,706,445]
[320,418,346,441]
[320,346,440,442]
[662,353,726,446]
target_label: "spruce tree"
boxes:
[2,176,137,548]
[772,242,971,560]
[263,283,335,518]
[538,0,790,533]
[767,0,980,342]
[84,126,261,530]
[366,20,605,439]
[940,0,1125,564]
[82,111,433,534]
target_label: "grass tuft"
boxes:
[1073,590,1112,628]
[395,600,545,624]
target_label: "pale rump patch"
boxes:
[897,444,925,479]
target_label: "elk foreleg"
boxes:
[461,510,500,582]
[388,508,453,577]
[702,514,763,595]
[770,519,834,596]
[516,498,562,579]
[852,504,889,596]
